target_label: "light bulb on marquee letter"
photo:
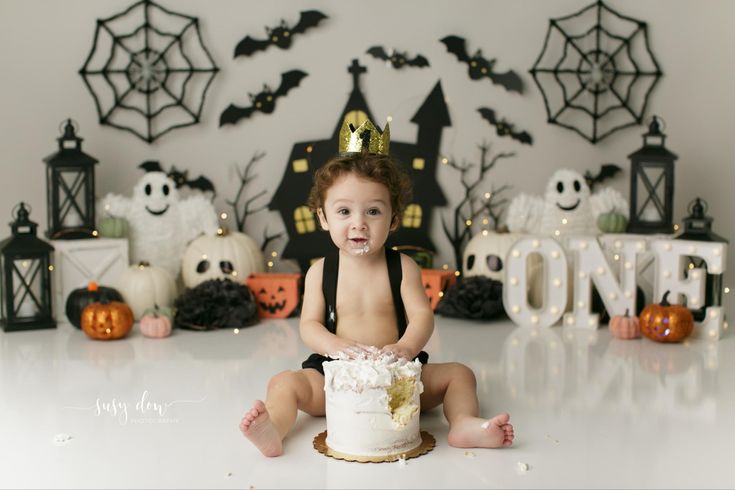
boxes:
[564,236,645,329]
[650,238,727,339]
[503,236,568,327]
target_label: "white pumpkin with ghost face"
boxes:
[463,231,524,281]
[182,228,265,288]
[99,163,218,279]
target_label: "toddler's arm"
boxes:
[299,259,370,358]
[382,254,434,360]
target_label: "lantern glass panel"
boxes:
[11,257,43,318]
[635,165,667,223]
[636,166,662,222]
[58,169,90,227]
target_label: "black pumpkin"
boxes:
[65,281,124,328]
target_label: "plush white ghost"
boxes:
[506,169,628,236]
[100,170,218,279]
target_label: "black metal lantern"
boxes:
[675,197,728,321]
[43,119,98,239]
[627,116,678,234]
[0,203,56,331]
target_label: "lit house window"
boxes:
[294,206,316,234]
[292,158,308,173]
[403,204,422,228]
[412,158,425,170]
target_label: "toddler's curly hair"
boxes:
[307,153,413,224]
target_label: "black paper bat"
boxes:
[477,108,533,145]
[139,160,164,173]
[234,10,328,57]
[366,46,429,69]
[440,35,523,93]
[584,164,622,191]
[219,70,308,127]
[168,166,216,196]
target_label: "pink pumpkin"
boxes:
[139,305,173,338]
[609,309,641,340]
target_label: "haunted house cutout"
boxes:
[270,59,449,271]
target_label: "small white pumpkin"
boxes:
[116,261,177,319]
[181,228,265,288]
[463,231,523,281]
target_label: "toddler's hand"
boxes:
[325,339,372,360]
[381,343,414,361]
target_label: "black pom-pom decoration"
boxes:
[435,276,505,320]
[174,278,258,331]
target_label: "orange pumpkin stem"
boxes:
[87,281,98,292]
[623,308,630,317]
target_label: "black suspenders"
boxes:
[321,247,407,336]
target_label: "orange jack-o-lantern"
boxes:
[80,300,134,340]
[639,291,694,343]
[246,273,302,318]
[420,269,458,310]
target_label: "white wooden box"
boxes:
[50,238,129,323]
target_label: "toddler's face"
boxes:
[317,173,396,257]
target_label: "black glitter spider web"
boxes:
[529,0,662,144]
[79,0,219,143]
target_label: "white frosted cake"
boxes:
[322,352,423,458]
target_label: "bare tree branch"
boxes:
[228,151,267,233]
[261,226,285,253]
[441,142,516,272]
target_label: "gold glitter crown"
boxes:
[338,119,390,155]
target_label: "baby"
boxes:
[240,126,513,456]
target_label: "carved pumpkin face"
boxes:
[246,273,301,318]
[463,231,522,281]
[421,269,457,310]
[182,229,265,288]
[65,281,124,328]
[81,300,134,340]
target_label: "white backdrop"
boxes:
[1,0,733,320]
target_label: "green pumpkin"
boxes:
[597,212,628,233]
[142,304,174,320]
[98,216,129,238]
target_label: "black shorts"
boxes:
[301,351,430,376]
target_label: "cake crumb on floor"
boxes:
[53,434,72,446]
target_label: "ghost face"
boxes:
[132,172,179,217]
[545,169,590,213]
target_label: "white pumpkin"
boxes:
[181,228,265,288]
[463,231,524,281]
[116,261,177,319]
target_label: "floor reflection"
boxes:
[502,326,718,419]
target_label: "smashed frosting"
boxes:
[323,351,424,457]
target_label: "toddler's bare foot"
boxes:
[239,400,283,457]
[448,413,514,448]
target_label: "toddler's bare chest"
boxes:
[335,269,395,316]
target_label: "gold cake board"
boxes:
[313,430,435,463]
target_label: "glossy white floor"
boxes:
[1,314,733,489]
